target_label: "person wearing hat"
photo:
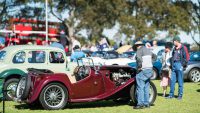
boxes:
[50,37,65,51]
[70,45,86,62]
[166,36,188,100]
[133,41,156,109]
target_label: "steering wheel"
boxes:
[75,66,90,81]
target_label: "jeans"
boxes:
[136,69,153,106]
[169,62,184,97]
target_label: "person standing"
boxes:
[70,45,86,62]
[160,42,173,97]
[50,37,65,51]
[166,36,187,100]
[71,36,81,52]
[133,41,156,109]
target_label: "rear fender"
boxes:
[29,74,72,103]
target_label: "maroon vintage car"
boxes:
[15,59,157,110]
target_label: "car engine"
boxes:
[111,69,133,86]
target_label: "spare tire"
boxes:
[16,75,31,100]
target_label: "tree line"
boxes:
[0,0,199,46]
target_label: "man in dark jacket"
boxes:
[166,36,187,100]
[133,41,156,109]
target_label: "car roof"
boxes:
[2,45,64,52]
[151,46,165,54]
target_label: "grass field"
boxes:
[1,80,200,113]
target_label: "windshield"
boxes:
[0,51,6,61]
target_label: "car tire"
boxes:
[151,68,158,80]
[4,78,19,101]
[16,75,31,100]
[188,68,200,82]
[39,83,68,110]
[130,81,157,105]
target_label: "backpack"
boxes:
[183,46,190,61]
[181,45,190,67]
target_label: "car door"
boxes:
[71,67,105,99]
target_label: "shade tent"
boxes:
[116,45,133,54]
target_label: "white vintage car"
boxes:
[82,51,136,66]
[0,45,76,100]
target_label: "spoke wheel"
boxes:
[130,81,157,105]
[4,78,19,101]
[16,77,26,99]
[39,83,68,110]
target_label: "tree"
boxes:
[119,0,192,40]
[175,0,200,47]
[0,0,45,30]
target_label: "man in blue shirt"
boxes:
[70,45,86,62]
[50,37,65,51]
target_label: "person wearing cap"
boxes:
[166,36,187,100]
[50,37,65,51]
[133,41,156,109]
[70,45,86,62]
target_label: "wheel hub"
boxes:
[49,92,57,101]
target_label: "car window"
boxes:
[91,52,104,58]
[13,51,26,63]
[190,52,200,61]
[49,51,65,63]
[0,51,6,61]
[28,51,46,63]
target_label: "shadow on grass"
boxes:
[197,89,200,92]
[15,102,43,110]
[67,100,128,109]
[157,93,179,98]
[15,100,128,110]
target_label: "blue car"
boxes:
[128,60,162,80]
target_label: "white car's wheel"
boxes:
[4,78,19,101]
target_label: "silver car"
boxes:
[184,51,200,82]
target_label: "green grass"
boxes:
[1,80,200,113]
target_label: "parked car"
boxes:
[128,61,162,80]
[127,48,163,80]
[0,45,68,100]
[184,51,200,82]
[15,58,157,110]
[86,51,135,65]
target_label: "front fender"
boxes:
[29,74,72,103]
[0,69,26,79]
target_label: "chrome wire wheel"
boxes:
[16,77,26,98]
[189,68,200,82]
[43,85,66,109]
[7,82,18,99]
